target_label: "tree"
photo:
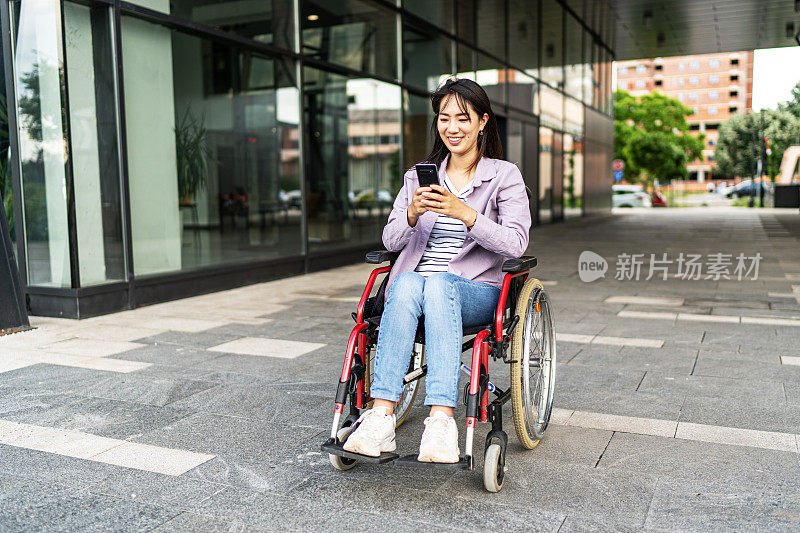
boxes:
[614,90,704,184]
[715,109,800,179]
[779,81,800,119]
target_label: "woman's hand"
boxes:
[421,185,478,228]
[407,186,432,227]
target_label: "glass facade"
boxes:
[3,0,615,317]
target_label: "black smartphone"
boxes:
[415,164,439,188]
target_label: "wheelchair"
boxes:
[321,250,556,492]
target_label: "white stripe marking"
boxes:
[675,422,797,453]
[556,332,664,348]
[0,350,152,374]
[617,310,800,327]
[549,408,800,453]
[618,310,678,321]
[678,313,740,324]
[208,337,326,358]
[0,420,214,475]
[604,296,685,306]
[741,316,800,327]
[780,356,800,366]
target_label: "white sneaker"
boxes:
[417,411,460,463]
[341,406,396,457]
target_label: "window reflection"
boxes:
[508,70,538,113]
[540,0,563,89]
[564,99,584,218]
[477,52,505,105]
[403,91,434,170]
[12,0,72,287]
[539,127,553,223]
[171,0,294,50]
[122,17,302,276]
[64,2,126,285]
[301,0,397,81]
[564,13,583,100]
[404,0,454,33]
[476,0,505,60]
[303,68,401,252]
[403,24,453,92]
[508,0,538,78]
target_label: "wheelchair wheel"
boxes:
[329,424,357,471]
[510,278,556,449]
[483,443,505,493]
[365,343,422,428]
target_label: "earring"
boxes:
[479,130,484,136]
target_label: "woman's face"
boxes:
[437,95,488,159]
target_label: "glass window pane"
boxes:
[540,0,563,89]
[538,126,553,223]
[582,28,593,105]
[169,0,294,50]
[476,0,505,60]
[12,0,72,287]
[539,85,563,131]
[508,0,538,78]
[301,0,397,80]
[564,13,582,100]
[402,23,453,91]
[508,69,538,113]
[403,91,434,169]
[456,0,475,45]
[121,17,302,276]
[303,68,401,253]
[563,98,583,218]
[456,45,475,80]
[403,0,454,33]
[63,2,126,286]
[476,52,505,105]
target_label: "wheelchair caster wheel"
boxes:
[483,443,505,493]
[329,426,357,471]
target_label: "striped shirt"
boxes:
[414,174,473,277]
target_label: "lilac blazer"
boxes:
[382,155,532,289]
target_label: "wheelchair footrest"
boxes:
[394,454,472,470]
[321,441,399,464]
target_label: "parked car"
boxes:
[651,190,668,207]
[725,180,770,198]
[612,184,652,208]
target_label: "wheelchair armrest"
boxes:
[365,250,400,264]
[501,256,537,273]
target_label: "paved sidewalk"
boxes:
[1,207,799,531]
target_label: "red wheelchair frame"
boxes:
[322,251,539,473]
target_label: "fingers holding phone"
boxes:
[410,186,432,216]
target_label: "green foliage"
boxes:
[716,108,800,179]
[614,90,704,184]
[175,107,213,200]
[779,81,800,119]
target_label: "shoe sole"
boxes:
[343,437,396,457]
[417,449,460,463]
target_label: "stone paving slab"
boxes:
[643,477,800,531]
[1,209,799,530]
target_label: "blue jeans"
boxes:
[370,271,501,408]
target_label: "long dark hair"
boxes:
[422,78,503,172]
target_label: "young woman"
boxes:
[343,78,531,463]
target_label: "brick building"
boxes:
[616,51,754,182]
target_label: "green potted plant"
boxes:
[175,107,212,206]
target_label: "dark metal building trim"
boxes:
[58,0,82,289]
[1,0,27,287]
